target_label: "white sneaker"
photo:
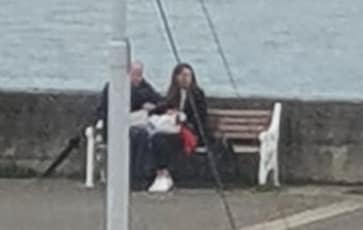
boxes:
[148,175,174,193]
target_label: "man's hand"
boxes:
[142,102,156,111]
[96,120,104,129]
[166,109,177,115]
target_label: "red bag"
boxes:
[180,126,198,156]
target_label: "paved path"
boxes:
[0,179,350,230]
[294,208,363,230]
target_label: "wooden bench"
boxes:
[84,102,282,188]
[205,103,282,186]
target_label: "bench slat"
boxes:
[214,132,259,140]
[208,109,271,117]
[216,124,266,132]
[195,146,207,153]
[216,117,270,125]
[195,145,260,154]
[232,145,259,154]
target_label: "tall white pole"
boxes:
[107,0,130,229]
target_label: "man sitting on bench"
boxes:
[97,60,162,185]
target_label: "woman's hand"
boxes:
[142,102,156,111]
[177,112,186,122]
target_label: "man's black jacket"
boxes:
[97,80,162,141]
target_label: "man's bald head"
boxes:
[129,61,144,86]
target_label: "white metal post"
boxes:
[106,0,129,229]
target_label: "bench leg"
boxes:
[259,134,281,187]
[100,169,107,184]
[258,146,279,186]
[97,146,107,184]
[85,127,96,188]
[273,150,280,187]
[259,152,281,187]
[258,148,268,186]
[258,136,270,186]
[259,160,279,186]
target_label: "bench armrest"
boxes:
[96,120,104,130]
[257,102,282,186]
[258,102,282,142]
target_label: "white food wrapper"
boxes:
[147,114,181,135]
[130,110,149,127]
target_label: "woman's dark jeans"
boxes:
[150,133,183,170]
[130,129,183,187]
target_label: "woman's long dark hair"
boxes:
[166,63,199,106]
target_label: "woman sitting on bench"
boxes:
[148,63,207,192]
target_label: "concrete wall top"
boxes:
[1,0,363,100]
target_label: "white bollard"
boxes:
[85,126,95,188]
